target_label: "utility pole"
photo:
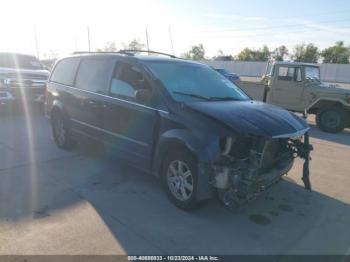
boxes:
[168,26,175,55]
[145,28,150,54]
[34,26,40,59]
[74,35,78,52]
[87,26,91,52]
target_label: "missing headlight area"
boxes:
[213,134,312,206]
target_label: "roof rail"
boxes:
[71,51,114,55]
[71,50,177,58]
[118,50,177,58]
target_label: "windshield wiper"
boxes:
[173,91,210,101]
[207,96,241,101]
[173,91,241,101]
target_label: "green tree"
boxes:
[237,48,255,61]
[293,43,319,63]
[124,39,145,50]
[43,49,59,59]
[96,41,117,52]
[272,45,289,61]
[213,49,233,61]
[257,45,270,61]
[213,55,234,61]
[182,44,205,60]
[237,45,270,61]
[321,41,350,64]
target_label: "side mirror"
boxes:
[135,89,151,104]
[304,77,313,85]
[136,72,144,82]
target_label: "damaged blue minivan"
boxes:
[45,50,312,209]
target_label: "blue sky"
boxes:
[164,0,350,20]
[1,0,350,58]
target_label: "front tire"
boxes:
[161,150,200,210]
[52,111,75,149]
[316,107,347,133]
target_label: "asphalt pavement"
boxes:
[0,111,349,255]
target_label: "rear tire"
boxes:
[51,111,75,149]
[161,150,200,210]
[316,107,347,133]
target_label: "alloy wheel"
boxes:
[166,160,194,201]
[54,117,66,146]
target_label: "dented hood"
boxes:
[185,100,309,138]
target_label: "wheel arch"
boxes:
[50,99,69,122]
[308,98,350,113]
[152,129,215,176]
[153,129,216,201]
[315,103,349,133]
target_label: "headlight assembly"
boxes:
[219,136,235,155]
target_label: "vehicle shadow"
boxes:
[85,160,350,255]
[1,114,350,254]
[309,123,350,147]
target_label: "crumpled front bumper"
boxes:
[235,157,294,202]
[213,153,294,205]
[204,133,312,206]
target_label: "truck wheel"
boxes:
[316,107,347,133]
[161,150,200,210]
[52,111,75,149]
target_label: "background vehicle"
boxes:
[0,53,50,109]
[214,68,240,82]
[238,62,350,133]
[45,51,312,209]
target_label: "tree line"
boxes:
[236,42,350,63]
[194,41,350,64]
[96,39,350,64]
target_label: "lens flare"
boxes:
[12,54,38,210]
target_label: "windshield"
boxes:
[144,61,249,102]
[0,54,43,70]
[305,66,320,81]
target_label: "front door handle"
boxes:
[102,103,113,110]
[88,99,99,106]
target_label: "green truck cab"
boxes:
[239,62,350,133]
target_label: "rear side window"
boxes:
[51,57,80,86]
[75,57,113,93]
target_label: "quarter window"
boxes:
[50,57,80,86]
[75,58,113,93]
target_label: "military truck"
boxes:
[238,62,350,133]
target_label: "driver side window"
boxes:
[278,66,302,82]
[110,62,151,103]
[278,67,294,81]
